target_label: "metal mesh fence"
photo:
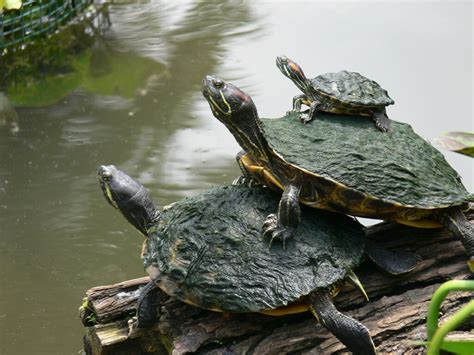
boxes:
[1,0,93,51]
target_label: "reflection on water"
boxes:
[0,1,472,353]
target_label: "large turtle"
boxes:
[201,75,474,271]
[97,165,415,354]
[276,55,394,132]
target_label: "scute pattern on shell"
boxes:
[143,185,364,313]
[261,113,470,207]
[311,70,394,106]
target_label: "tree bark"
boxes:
[80,216,474,354]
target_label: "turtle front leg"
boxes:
[308,289,376,355]
[301,99,325,124]
[232,150,263,187]
[129,280,163,332]
[371,107,391,132]
[262,184,301,248]
[291,94,308,113]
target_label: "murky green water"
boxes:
[0,1,472,354]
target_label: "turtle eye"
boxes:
[213,79,224,89]
[101,172,113,182]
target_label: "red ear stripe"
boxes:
[289,62,301,74]
[234,88,250,102]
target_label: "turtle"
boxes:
[201,75,474,272]
[275,55,394,132]
[97,164,416,354]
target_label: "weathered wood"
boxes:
[81,277,150,325]
[80,217,474,354]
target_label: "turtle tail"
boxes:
[438,207,474,272]
[308,289,376,355]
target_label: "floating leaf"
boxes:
[434,131,474,158]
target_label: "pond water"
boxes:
[0,1,472,354]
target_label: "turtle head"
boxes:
[276,55,309,91]
[202,75,271,162]
[202,75,256,122]
[98,165,160,237]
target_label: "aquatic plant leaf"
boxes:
[434,131,474,158]
[7,50,165,106]
[417,340,474,355]
[439,340,474,354]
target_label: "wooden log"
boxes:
[80,216,474,354]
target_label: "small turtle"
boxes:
[97,165,415,354]
[202,75,474,271]
[276,56,394,131]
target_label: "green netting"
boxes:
[1,0,93,51]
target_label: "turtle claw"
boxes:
[372,110,391,132]
[286,109,305,117]
[299,112,313,124]
[262,213,294,249]
[127,316,139,334]
[232,175,263,188]
[232,175,247,186]
[262,213,278,229]
[374,120,389,132]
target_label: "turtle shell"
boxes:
[311,70,394,107]
[261,112,470,208]
[142,185,364,313]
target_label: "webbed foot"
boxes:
[300,100,321,124]
[285,108,302,117]
[374,116,390,132]
[128,316,139,334]
[132,281,163,331]
[232,175,262,188]
[299,112,313,124]
[372,109,391,132]
[262,213,295,249]
[309,290,376,355]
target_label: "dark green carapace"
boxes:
[261,112,470,208]
[144,185,364,313]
